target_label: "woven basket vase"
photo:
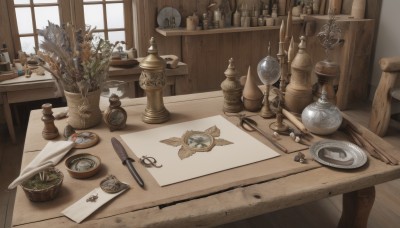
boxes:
[64,89,102,129]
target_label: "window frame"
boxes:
[6,0,134,55]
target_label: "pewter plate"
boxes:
[310,140,368,169]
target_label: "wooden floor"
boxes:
[1,103,400,228]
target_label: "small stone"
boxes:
[63,124,75,139]
[295,136,301,143]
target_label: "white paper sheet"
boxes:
[62,187,128,223]
[121,115,280,186]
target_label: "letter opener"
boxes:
[111,137,145,188]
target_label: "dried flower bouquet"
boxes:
[38,21,115,96]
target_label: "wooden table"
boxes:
[0,72,60,143]
[11,91,400,227]
[1,60,188,143]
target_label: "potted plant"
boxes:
[21,167,64,202]
[37,22,115,129]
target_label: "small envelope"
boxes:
[62,186,128,223]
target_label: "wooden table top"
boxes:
[12,91,400,227]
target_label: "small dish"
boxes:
[65,153,101,179]
[310,140,368,169]
[68,132,99,149]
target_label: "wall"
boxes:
[369,0,400,112]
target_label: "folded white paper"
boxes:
[62,187,128,223]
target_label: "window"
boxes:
[7,0,133,54]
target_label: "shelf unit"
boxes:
[156,26,280,37]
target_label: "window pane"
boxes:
[84,4,104,29]
[35,6,60,30]
[108,31,125,44]
[14,0,29,4]
[84,0,103,2]
[33,0,57,3]
[93,32,105,40]
[20,36,36,54]
[106,3,124,29]
[16,7,33,34]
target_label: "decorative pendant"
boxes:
[160,125,233,159]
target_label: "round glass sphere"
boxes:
[257,55,280,85]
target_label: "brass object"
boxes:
[257,42,280,118]
[270,21,289,133]
[160,125,233,160]
[139,37,170,124]
[41,103,59,140]
[221,58,243,113]
[140,156,163,168]
[86,193,98,203]
[103,93,127,131]
[314,9,341,104]
[294,152,306,163]
[100,175,129,194]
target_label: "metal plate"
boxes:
[310,140,368,169]
[157,7,181,28]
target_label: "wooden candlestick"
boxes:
[41,103,59,140]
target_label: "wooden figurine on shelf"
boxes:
[103,94,127,131]
[41,103,59,140]
[285,36,313,114]
[221,58,243,113]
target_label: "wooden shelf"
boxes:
[156,26,280,37]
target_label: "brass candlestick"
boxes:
[257,42,280,118]
[270,20,289,132]
[139,37,170,124]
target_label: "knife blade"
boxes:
[111,137,145,188]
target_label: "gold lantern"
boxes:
[139,37,170,123]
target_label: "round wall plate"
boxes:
[157,7,181,28]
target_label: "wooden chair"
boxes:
[369,56,400,136]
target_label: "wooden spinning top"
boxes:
[41,103,59,140]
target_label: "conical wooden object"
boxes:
[243,66,263,112]
[285,36,313,114]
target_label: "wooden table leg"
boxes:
[2,93,17,143]
[338,186,376,228]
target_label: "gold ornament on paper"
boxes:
[160,125,233,160]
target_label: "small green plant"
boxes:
[22,169,61,190]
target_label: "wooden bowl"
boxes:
[65,153,101,179]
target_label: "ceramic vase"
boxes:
[64,89,102,129]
